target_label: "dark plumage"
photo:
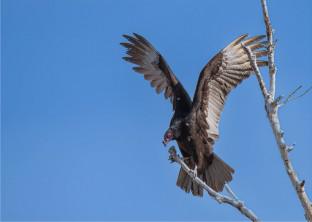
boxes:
[121,33,268,196]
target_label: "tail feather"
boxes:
[176,153,234,197]
[176,167,204,196]
[204,154,234,192]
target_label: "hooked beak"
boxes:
[162,138,170,146]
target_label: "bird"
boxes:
[121,33,268,197]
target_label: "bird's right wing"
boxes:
[121,33,192,111]
[191,34,268,143]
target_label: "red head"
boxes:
[162,129,174,146]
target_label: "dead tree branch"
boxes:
[242,1,312,220]
[261,0,276,99]
[168,146,259,222]
[242,43,269,100]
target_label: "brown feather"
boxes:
[190,34,269,170]
[224,34,248,50]
[121,33,191,108]
[123,33,268,196]
[257,60,269,66]
[255,50,269,57]
[242,35,266,46]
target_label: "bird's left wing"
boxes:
[191,34,268,143]
[121,33,192,111]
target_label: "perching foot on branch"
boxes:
[167,146,259,222]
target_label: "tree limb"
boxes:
[241,43,269,100]
[168,146,259,222]
[243,1,312,220]
[261,0,276,99]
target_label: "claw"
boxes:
[182,157,191,161]
[190,165,198,179]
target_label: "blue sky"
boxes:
[1,0,312,221]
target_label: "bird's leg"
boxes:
[190,165,198,179]
[194,165,198,177]
[182,156,191,161]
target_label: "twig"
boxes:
[261,0,276,99]
[283,85,302,104]
[243,1,312,220]
[168,146,259,222]
[241,43,269,100]
[270,85,312,107]
[225,184,239,201]
[282,85,312,106]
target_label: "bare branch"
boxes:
[271,85,312,107]
[244,42,312,221]
[282,85,302,105]
[282,85,312,106]
[292,85,312,101]
[241,43,270,100]
[225,184,239,201]
[168,146,259,222]
[261,0,276,99]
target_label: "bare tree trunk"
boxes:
[242,1,312,220]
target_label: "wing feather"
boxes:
[121,33,192,111]
[192,34,268,143]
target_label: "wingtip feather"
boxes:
[243,35,266,46]
[120,42,130,47]
[223,33,248,51]
[122,34,131,39]
[122,56,129,61]
[133,32,141,38]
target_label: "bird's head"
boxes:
[162,119,183,146]
[162,128,174,146]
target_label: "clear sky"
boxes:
[1,0,312,221]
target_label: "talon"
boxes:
[182,157,191,161]
[190,165,198,179]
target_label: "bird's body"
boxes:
[121,33,268,196]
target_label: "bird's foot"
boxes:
[168,146,177,163]
[182,157,191,162]
[190,165,198,179]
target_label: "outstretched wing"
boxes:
[192,34,268,143]
[121,33,192,111]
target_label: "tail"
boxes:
[176,158,204,197]
[176,153,234,197]
[203,153,234,192]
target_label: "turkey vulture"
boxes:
[121,33,268,196]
